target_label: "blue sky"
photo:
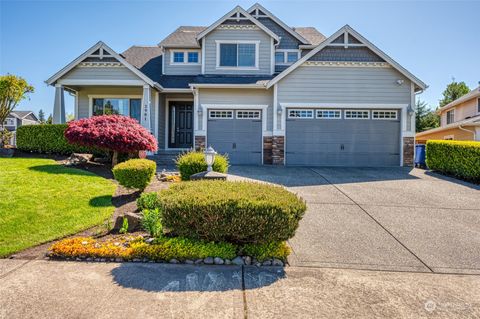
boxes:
[1,0,478,118]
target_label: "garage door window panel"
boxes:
[288,109,314,119]
[316,110,341,119]
[209,110,233,119]
[372,110,398,120]
[345,110,370,119]
[236,110,261,119]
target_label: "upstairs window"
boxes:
[446,109,455,124]
[477,98,480,113]
[188,52,199,63]
[171,50,200,64]
[173,52,184,63]
[217,41,258,68]
[275,50,300,65]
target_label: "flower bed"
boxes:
[48,235,289,266]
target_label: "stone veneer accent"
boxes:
[194,136,205,151]
[272,136,285,165]
[403,137,414,166]
[263,136,273,164]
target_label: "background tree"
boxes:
[416,100,439,132]
[38,109,45,123]
[439,79,470,107]
[46,114,53,124]
[64,115,157,166]
[66,113,75,122]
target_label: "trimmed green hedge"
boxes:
[176,151,229,180]
[426,140,480,183]
[112,159,156,190]
[16,124,99,155]
[157,180,306,244]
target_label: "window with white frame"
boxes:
[288,109,314,118]
[372,110,398,120]
[92,98,141,122]
[316,110,341,119]
[236,110,261,119]
[209,110,233,119]
[3,118,15,126]
[446,109,455,124]
[345,110,369,119]
[171,50,200,64]
[275,50,300,65]
[217,41,258,68]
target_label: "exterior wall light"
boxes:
[396,79,404,85]
[204,146,217,172]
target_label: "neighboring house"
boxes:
[416,86,480,143]
[46,3,426,167]
[2,111,39,146]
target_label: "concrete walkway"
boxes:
[228,167,480,274]
[1,259,479,318]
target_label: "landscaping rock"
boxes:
[65,153,92,166]
[169,259,179,264]
[224,259,232,265]
[115,258,123,262]
[214,257,224,265]
[194,259,203,264]
[244,256,252,265]
[232,256,244,265]
[272,258,284,266]
[113,212,141,232]
[204,257,214,264]
[190,171,227,181]
[185,259,194,264]
[145,237,155,244]
[255,262,262,267]
[132,258,141,262]
[262,260,272,266]
[86,257,93,262]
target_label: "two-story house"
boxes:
[416,86,480,143]
[3,111,39,146]
[46,4,426,167]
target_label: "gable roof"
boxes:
[437,86,480,113]
[45,41,156,87]
[267,25,427,91]
[10,111,36,119]
[247,3,309,44]
[158,26,206,48]
[121,46,163,82]
[196,6,280,42]
[416,114,480,137]
[293,27,326,46]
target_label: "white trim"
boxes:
[189,83,266,89]
[162,88,192,93]
[267,25,427,90]
[208,110,234,119]
[236,110,261,119]
[201,104,268,135]
[217,25,260,31]
[215,40,260,70]
[270,38,275,74]
[280,103,408,109]
[88,95,143,119]
[273,83,278,131]
[57,79,146,86]
[169,49,201,65]
[316,109,342,119]
[164,98,194,150]
[246,3,309,44]
[372,110,398,120]
[154,91,159,144]
[196,6,279,42]
[74,92,79,120]
[275,49,301,66]
[78,62,123,67]
[201,38,206,74]
[303,61,389,68]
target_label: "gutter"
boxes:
[458,125,476,140]
[189,83,267,89]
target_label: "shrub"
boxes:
[158,181,306,244]
[141,209,162,237]
[137,192,161,211]
[242,241,291,262]
[16,124,100,155]
[426,140,480,183]
[64,115,157,165]
[176,151,229,180]
[112,159,156,190]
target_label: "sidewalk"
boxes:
[1,259,479,318]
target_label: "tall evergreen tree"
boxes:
[416,100,439,132]
[46,114,53,124]
[38,109,45,123]
[439,79,470,107]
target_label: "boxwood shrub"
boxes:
[426,140,480,183]
[112,159,156,190]
[16,124,100,155]
[176,151,228,180]
[137,192,161,211]
[158,180,306,244]
[241,241,291,262]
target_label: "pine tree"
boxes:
[47,114,53,124]
[416,100,439,132]
[38,109,45,123]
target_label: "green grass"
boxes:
[0,157,116,257]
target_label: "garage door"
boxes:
[286,109,400,167]
[207,109,263,165]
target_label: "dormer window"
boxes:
[216,40,259,69]
[170,50,201,64]
[275,50,300,65]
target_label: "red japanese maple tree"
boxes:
[64,115,157,165]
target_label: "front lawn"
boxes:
[0,157,116,257]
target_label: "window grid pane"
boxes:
[275,52,284,64]
[173,52,184,63]
[345,110,369,119]
[372,110,397,119]
[238,43,255,67]
[188,52,198,63]
[209,110,233,119]
[220,44,237,67]
[316,110,341,119]
[236,110,261,119]
[288,109,314,118]
[287,52,298,63]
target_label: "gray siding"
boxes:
[163,49,202,75]
[256,17,301,49]
[309,47,385,62]
[198,88,273,131]
[204,28,272,75]
[63,66,141,81]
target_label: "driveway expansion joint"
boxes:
[308,168,435,273]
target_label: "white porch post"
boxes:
[141,85,151,132]
[53,84,66,124]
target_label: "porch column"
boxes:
[141,85,151,132]
[53,84,66,124]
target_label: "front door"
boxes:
[168,101,193,149]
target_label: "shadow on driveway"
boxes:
[110,263,285,292]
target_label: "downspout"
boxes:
[458,125,476,140]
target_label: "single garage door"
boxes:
[286,109,400,167]
[207,109,263,165]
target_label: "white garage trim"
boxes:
[280,103,409,109]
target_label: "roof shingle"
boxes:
[293,27,326,45]
[158,26,206,48]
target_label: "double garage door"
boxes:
[207,109,263,165]
[206,108,401,167]
[286,109,401,167]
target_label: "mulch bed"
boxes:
[8,151,170,260]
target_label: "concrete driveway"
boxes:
[228,166,480,274]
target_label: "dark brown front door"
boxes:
[168,101,193,148]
